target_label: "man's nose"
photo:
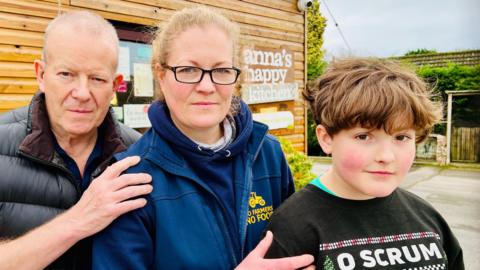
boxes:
[71,77,91,100]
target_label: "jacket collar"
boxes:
[140,120,268,176]
[18,91,127,164]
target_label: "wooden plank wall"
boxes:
[0,0,307,151]
[451,127,480,162]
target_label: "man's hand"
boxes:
[63,156,152,239]
[0,156,152,270]
[236,231,315,270]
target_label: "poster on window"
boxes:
[133,63,154,97]
[117,46,131,81]
[123,104,151,128]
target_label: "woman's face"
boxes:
[157,25,235,142]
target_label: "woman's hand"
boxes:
[235,231,315,270]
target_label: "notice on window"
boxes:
[133,63,154,97]
[117,81,128,93]
[123,104,151,128]
[117,47,131,81]
[111,106,123,122]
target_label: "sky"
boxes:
[319,0,480,59]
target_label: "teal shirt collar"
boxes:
[310,177,336,196]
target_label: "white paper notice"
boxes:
[252,111,294,130]
[123,104,151,128]
[133,63,154,97]
[111,106,123,122]
[117,47,130,81]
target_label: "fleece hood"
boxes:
[147,100,253,161]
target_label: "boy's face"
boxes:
[317,126,416,200]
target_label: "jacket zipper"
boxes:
[186,178,239,266]
[18,151,82,197]
[146,157,240,267]
[239,158,253,258]
[186,177,240,266]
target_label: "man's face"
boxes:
[35,27,121,138]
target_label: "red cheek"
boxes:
[336,152,365,171]
[399,149,416,171]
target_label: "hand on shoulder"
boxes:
[236,231,315,270]
[62,156,152,239]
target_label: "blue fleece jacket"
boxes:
[147,101,253,240]
[92,100,294,269]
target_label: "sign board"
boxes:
[253,111,294,130]
[250,101,296,135]
[241,83,298,104]
[241,46,297,104]
[123,104,151,128]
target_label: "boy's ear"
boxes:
[316,125,333,154]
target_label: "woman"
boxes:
[92,7,303,269]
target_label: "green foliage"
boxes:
[305,1,328,155]
[404,48,437,56]
[416,64,480,129]
[306,109,325,156]
[307,0,327,80]
[416,64,480,93]
[278,137,316,190]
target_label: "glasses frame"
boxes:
[162,65,241,85]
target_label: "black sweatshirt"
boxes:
[265,184,464,270]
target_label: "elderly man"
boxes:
[0,11,152,269]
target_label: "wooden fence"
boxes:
[451,127,480,162]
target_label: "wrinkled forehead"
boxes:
[43,19,119,69]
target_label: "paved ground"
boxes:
[311,161,480,269]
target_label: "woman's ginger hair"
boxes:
[150,6,240,101]
[304,58,443,142]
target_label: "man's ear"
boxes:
[316,125,333,154]
[112,74,123,93]
[34,60,46,92]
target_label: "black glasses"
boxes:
[162,65,241,85]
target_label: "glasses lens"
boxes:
[175,66,202,83]
[212,68,238,84]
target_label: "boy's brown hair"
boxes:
[304,58,443,142]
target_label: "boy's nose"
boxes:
[374,142,396,164]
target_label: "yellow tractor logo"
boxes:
[249,192,266,208]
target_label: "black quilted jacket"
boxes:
[0,92,140,269]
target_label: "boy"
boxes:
[265,58,464,269]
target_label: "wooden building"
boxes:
[0,0,308,151]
